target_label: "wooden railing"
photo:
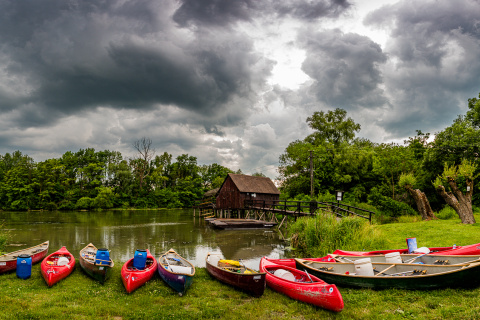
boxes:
[243,199,374,223]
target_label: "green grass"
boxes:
[3,217,480,319]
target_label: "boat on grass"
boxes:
[206,252,266,297]
[79,243,114,284]
[157,248,195,296]
[259,257,343,312]
[0,241,49,274]
[295,258,480,290]
[328,253,480,265]
[41,246,75,287]
[333,242,480,256]
[121,249,157,293]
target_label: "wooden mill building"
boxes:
[216,173,280,211]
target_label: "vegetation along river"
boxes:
[1,209,287,269]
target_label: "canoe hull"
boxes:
[121,249,157,293]
[260,257,343,312]
[157,249,195,296]
[206,253,266,297]
[333,243,480,256]
[79,244,114,284]
[40,246,75,287]
[295,259,480,290]
[0,241,49,274]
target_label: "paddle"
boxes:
[403,253,428,264]
[304,269,314,283]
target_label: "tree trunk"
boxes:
[436,178,475,224]
[406,186,436,220]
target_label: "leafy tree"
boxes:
[434,160,477,224]
[305,108,361,147]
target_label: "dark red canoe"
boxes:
[0,241,49,274]
[206,252,266,297]
[121,249,157,293]
[260,257,344,312]
[333,242,480,256]
[41,246,75,287]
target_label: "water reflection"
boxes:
[0,209,287,269]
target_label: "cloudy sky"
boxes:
[1,0,480,178]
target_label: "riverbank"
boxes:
[2,261,479,319]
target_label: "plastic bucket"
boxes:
[273,269,296,281]
[57,256,70,266]
[354,258,374,276]
[133,249,147,270]
[385,252,402,264]
[16,254,32,279]
[406,238,417,253]
[95,248,110,266]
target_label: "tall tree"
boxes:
[132,137,155,191]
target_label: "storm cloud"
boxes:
[0,0,479,178]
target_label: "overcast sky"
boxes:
[1,0,480,178]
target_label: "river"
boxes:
[0,209,287,269]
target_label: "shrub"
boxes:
[368,189,416,217]
[75,197,94,210]
[436,206,458,220]
[287,213,387,257]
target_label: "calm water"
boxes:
[0,209,287,269]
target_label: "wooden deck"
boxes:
[208,218,277,230]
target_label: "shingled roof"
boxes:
[227,173,280,194]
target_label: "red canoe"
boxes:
[121,249,157,293]
[333,242,480,256]
[259,257,344,312]
[0,241,49,274]
[41,246,75,287]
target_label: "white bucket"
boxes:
[57,257,69,266]
[354,258,374,276]
[385,252,402,264]
[273,269,296,281]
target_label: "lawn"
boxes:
[2,217,480,319]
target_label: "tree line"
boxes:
[0,138,240,211]
[278,92,480,224]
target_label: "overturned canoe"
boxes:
[0,241,49,274]
[41,246,75,287]
[260,257,343,312]
[295,258,480,290]
[206,252,266,297]
[121,249,157,293]
[157,248,195,296]
[79,243,114,284]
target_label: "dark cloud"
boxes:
[298,29,388,109]
[0,0,270,130]
[364,0,480,137]
[173,0,352,27]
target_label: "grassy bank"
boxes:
[2,218,480,319]
[3,261,480,320]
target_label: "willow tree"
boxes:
[434,160,477,224]
[399,173,436,220]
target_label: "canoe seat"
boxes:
[168,265,194,275]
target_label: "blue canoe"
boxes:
[157,249,195,296]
